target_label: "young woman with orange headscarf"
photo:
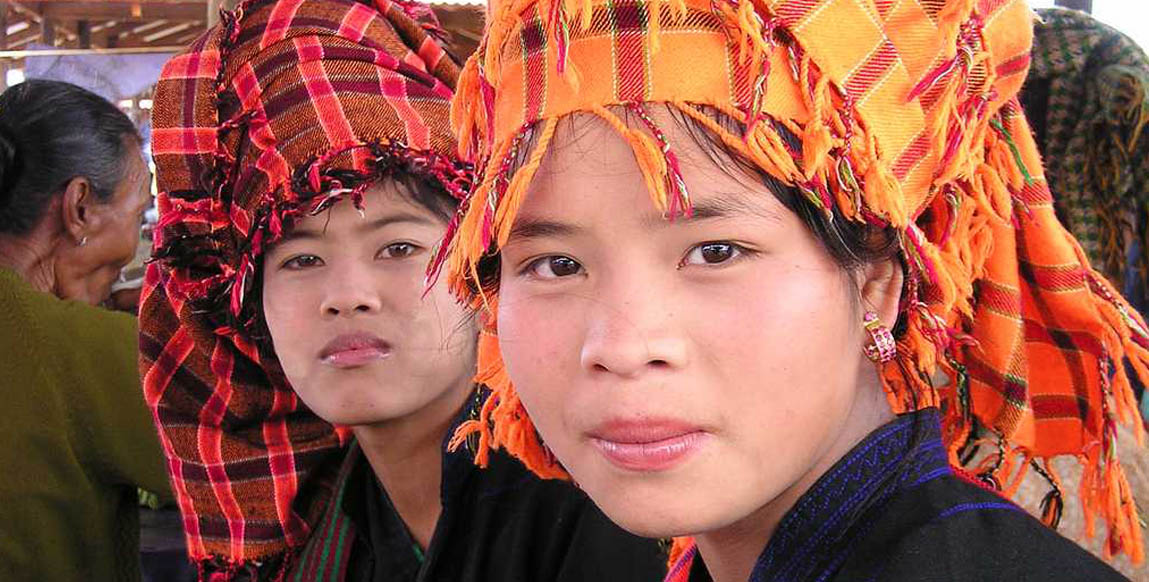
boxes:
[437,0,1147,579]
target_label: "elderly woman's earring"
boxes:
[862,311,896,363]
[77,236,88,247]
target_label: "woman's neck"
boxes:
[693,461,827,582]
[695,378,895,582]
[0,233,57,295]
[351,377,474,550]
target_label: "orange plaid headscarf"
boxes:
[436,0,1149,563]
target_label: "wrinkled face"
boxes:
[55,143,151,304]
[495,110,880,538]
[262,182,476,427]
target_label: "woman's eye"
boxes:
[525,255,584,279]
[377,242,421,259]
[681,242,743,267]
[281,254,325,270]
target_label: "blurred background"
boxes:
[1029,0,1146,46]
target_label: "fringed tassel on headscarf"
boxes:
[667,537,695,571]
[936,0,977,54]
[973,111,1148,562]
[1086,267,1149,434]
[496,117,559,245]
[448,328,569,479]
[1080,449,1144,561]
[893,5,1149,557]
[1032,459,1066,529]
[446,124,522,308]
[622,103,694,217]
[673,102,803,185]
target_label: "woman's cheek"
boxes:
[499,288,578,406]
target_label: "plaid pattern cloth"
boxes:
[139,0,466,575]
[438,0,1149,563]
[1022,8,1149,294]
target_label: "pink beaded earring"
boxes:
[863,311,896,364]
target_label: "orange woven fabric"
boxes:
[437,0,1149,563]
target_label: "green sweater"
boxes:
[0,268,173,581]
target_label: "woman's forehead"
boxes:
[281,181,442,240]
[522,109,790,226]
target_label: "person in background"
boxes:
[0,79,172,581]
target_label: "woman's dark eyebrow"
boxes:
[278,212,435,242]
[643,190,785,227]
[505,191,782,243]
[507,218,581,243]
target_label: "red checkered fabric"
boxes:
[139,0,467,575]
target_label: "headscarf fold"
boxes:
[139,0,468,575]
[1021,7,1149,328]
[435,0,1149,563]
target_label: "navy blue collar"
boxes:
[747,408,950,582]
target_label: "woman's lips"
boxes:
[319,333,391,368]
[588,419,708,472]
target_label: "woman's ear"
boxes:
[59,176,94,244]
[856,257,904,330]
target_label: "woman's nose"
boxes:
[578,281,689,378]
[319,262,383,316]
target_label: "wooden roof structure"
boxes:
[2,1,212,52]
[0,0,484,89]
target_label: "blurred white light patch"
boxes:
[1027,0,1149,49]
[5,69,25,87]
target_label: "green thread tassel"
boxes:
[990,116,1034,186]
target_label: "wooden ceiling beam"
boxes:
[141,20,199,43]
[129,19,171,35]
[89,20,117,34]
[173,29,202,45]
[9,3,78,45]
[9,31,43,48]
[6,17,34,37]
[38,3,205,22]
[101,20,138,43]
[108,19,201,48]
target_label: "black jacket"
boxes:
[289,402,666,582]
[674,409,1126,582]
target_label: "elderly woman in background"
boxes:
[0,79,171,581]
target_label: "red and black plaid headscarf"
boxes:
[138,0,469,575]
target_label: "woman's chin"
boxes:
[602,508,710,540]
[307,387,449,428]
[313,401,412,427]
[581,470,767,540]
[588,488,719,539]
